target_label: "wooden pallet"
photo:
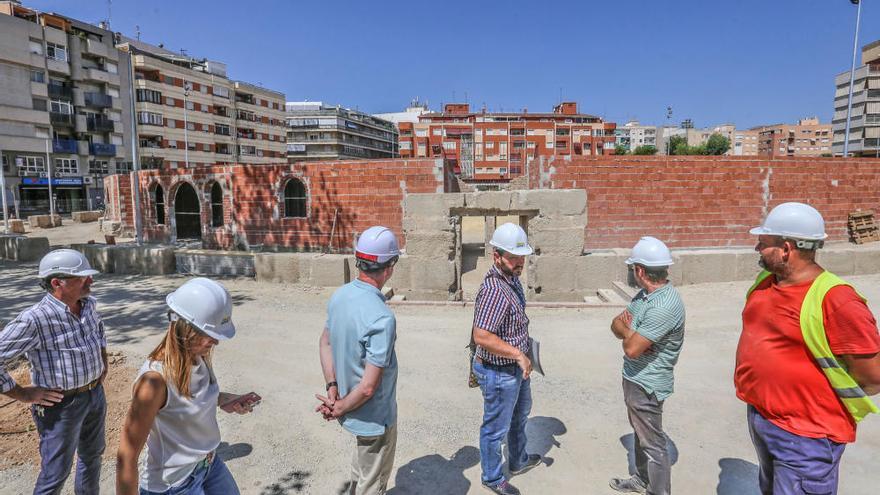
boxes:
[848,210,880,244]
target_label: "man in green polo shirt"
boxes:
[608,236,685,495]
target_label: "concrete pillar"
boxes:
[484,216,496,256]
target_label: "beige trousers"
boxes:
[349,422,398,495]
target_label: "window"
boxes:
[50,100,72,114]
[432,128,442,136]
[29,39,43,55]
[187,122,195,131]
[55,158,78,174]
[186,101,195,111]
[442,141,456,150]
[34,127,49,139]
[20,156,46,173]
[136,88,162,104]
[137,111,163,126]
[238,145,256,155]
[32,98,47,111]
[213,86,229,98]
[210,183,224,227]
[46,42,67,62]
[283,178,307,218]
[105,61,118,74]
[166,119,176,128]
[89,160,109,174]
[30,70,45,83]
[108,88,120,98]
[117,161,132,173]
[1,155,8,172]
[153,185,165,224]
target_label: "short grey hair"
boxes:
[635,264,668,283]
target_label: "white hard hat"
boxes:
[38,249,99,278]
[626,236,674,267]
[489,223,533,256]
[750,202,827,246]
[166,278,235,340]
[356,226,401,264]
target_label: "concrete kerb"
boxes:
[0,235,50,262]
[68,243,176,275]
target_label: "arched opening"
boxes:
[174,182,201,239]
[154,184,165,225]
[210,182,223,227]
[283,178,307,218]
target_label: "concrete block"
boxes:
[407,258,456,292]
[817,249,856,276]
[676,250,738,286]
[109,245,140,274]
[141,246,176,275]
[528,255,575,292]
[28,215,46,229]
[12,236,50,262]
[387,255,412,287]
[255,253,301,283]
[403,193,464,217]
[735,252,762,282]
[7,219,25,234]
[514,189,586,216]
[528,227,585,256]
[175,249,253,277]
[72,211,102,223]
[403,231,456,258]
[70,243,114,273]
[49,214,62,227]
[399,288,452,302]
[575,252,629,292]
[527,214,586,231]
[853,248,880,275]
[464,191,519,212]
[303,254,351,287]
[402,214,455,233]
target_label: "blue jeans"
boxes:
[473,359,532,486]
[747,406,846,495]
[139,456,240,495]
[31,384,106,495]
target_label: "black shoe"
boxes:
[609,476,647,494]
[483,480,521,495]
[510,454,543,476]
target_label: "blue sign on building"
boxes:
[21,177,84,186]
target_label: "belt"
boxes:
[63,378,100,397]
[475,356,518,369]
[196,451,215,470]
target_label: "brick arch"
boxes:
[273,173,310,220]
[166,178,203,241]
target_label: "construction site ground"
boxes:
[1,256,879,493]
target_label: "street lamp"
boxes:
[843,0,863,157]
[183,81,192,167]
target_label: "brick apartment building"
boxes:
[757,117,832,157]
[286,102,398,162]
[397,102,616,181]
[833,40,880,156]
[116,38,286,170]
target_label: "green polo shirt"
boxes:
[622,283,686,401]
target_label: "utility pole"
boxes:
[843,0,863,157]
[0,144,9,234]
[183,81,191,167]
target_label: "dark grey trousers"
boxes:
[623,378,670,495]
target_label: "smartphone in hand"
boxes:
[220,392,262,413]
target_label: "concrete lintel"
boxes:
[404,193,465,217]
[514,189,587,216]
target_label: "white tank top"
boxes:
[136,357,221,492]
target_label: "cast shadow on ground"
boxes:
[216,441,253,462]
[716,458,760,495]
[387,446,480,495]
[619,433,679,477]
[260,469,312,495]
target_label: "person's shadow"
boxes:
[716,458,760,495]
[387,445,480,494]
[522,416,567,467]
[619,433,679,476]
[216,441,253,462]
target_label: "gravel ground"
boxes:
[0,259,878,494]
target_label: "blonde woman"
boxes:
[116,278,260,495]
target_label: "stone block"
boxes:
[853,247,880,275]
[303,254,351,287]
[141,246,176,275]
[402,214,455,233]
[403,231,456,258]
[70,244,113,273]
[398,288,452,302]
[408,258,456,292]
[387,255,412,288]
[527,256,577,297]
[817,249,856,276]
[49,214,62,227]
[735,252,762,281]
[464,191,519,212]
[514,189,586,216]
[575,252,629,292]
[175,249,252,277]
[72,211,102,223]
[12,236,50,262]
[28,215,47,229]
[527,214,586,232]
[528,227,585,256]
[403,193,464,217]
[7,219,25,234]
[676,250,738,286]
[109,245,140,274]
[255,253,301,283]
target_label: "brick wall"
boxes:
[106,159,444,251]
[532,155,880,249]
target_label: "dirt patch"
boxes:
[0,350,137,469]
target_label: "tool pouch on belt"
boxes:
[466,333,479,389]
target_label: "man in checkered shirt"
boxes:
[471,223,543,495]
[0,249,108,494]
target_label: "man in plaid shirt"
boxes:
[471,223,543,495]
[0,249,108,494]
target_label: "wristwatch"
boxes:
[326,381,338,391]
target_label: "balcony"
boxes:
[89,143,116,156]
[53,139,78,154]
[140,156,164,170]
[87,116,115,132]
[83,38,109,58]
[84,92,113,108]
[50,112,74,127]
[48,83,73,100]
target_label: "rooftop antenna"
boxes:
[135,24,141,41]
[106,0,111,28]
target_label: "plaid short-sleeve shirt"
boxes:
[473,265,530,366]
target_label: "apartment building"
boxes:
[373,99,431,124]
[731,129,760,155]
[832,39,880,156]
[614,121,658,152]
[116,38,286,170]
[758,118,832,157]
[0,1,133,216]
[286,102,398,162]
[398,102,617,181]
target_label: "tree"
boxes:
[614,144,629,155]
[668,135,689,155]
[633,145,658,155]
[705,133,731,155]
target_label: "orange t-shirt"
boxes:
[734,275,880,443]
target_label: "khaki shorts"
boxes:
[349,422,398,495]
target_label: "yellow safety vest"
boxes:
[747,270,879,422]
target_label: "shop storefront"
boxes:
[19,177,87,216]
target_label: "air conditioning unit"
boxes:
[83,177,94,185]
[39,172,47,178]
[18,170,28,177]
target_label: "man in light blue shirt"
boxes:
[609,237,685,495]
[316,226,400,495]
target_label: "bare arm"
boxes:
[841,353,880,396]
[316,363,383,418]
[318,327,338,402]
[472,327,532,379]
[116,372,166,495]
[610,311,653,359]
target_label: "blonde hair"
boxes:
[148,318,213,399]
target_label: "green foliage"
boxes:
[632,145,658,155]
[614,144,630,155]
[668,135,689,155]
[705,133,731,155]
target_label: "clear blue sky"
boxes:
[25,0,880,128]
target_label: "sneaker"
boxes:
[482,480,521,495]
[609,476,647,494]
[510,454,543,476]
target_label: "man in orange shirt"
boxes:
[735,202,880,495]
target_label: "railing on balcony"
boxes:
[89,143,116,156]
[53,139,78,154]
[48,84,73,100]
[87,116,115,132]
[84,92,113,108]
[140,156,164,170]
[50,112,74,126]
